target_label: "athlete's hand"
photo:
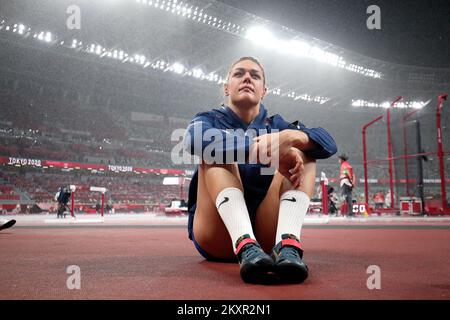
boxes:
[251,130,293,165]
[278,147,304,188]
[249,132,304,187]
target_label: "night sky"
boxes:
[218,0,450,68]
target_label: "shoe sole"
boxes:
[0,219,16,231]
[240,258,275,284]
[275,262,309,283]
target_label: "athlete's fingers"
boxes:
[290,164,304,188]
[289,154,303,173]
[279,169,292,182]
[254,133,270,142]
[289,174,301,189]
[254,137,276,162]
[290,170,303,182]
[292,157,303,173]
[289,173,299,183]
[248,141,259,163]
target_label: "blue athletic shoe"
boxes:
[272,234,308,283]
[235,234,274,284]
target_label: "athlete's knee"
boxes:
[200,162,239,173]
[200,162,243,191]
[193,227,213,248]
[193,221,234,258]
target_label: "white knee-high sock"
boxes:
[215,187,255,250]
[275,190,310,243]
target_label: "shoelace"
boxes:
[242,244,261,260]
[281,246,300,260]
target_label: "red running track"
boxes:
[0,224,449,299]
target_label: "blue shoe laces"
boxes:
[280,246,300,260]
[241,243,261,260]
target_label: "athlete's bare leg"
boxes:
[192,163,244,260]
[193,149,316,258]
[254,150,316,253]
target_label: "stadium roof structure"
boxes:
[0,0,448,108]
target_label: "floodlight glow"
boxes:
[411,101,424,109]
[44,32,52,42]
[271,88,281,95]
[314,48,340,66]
[245,26,277,49]
[352,100,362,107]
[172,62,184,74]
[18,24,25,34]
[323,52,341,66]
[192,68,203,78]
[1,18,354,108]
[352,99,426,109]
[287,40,311,56]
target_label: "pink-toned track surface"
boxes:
[1,222,450,300]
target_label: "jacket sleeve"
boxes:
[183,113,253,163]
[289,121,338,159]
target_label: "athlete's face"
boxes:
[224,59,267,108]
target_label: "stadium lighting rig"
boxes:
[351,99,427,109]
[285,92,329,104]
[1,22,31,36]
[32,31,53,43]
[134,0,382,79]
[244,26,381,78]
[0,21,52,44]
[135,0,243,34]
[1,17,335,106]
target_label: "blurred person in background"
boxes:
[338,154,356,217]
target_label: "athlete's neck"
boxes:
[228,103,260,125]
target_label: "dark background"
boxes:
[218,0,450,67]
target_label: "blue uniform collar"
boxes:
[219,104,268,130]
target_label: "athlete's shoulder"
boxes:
[192,105,226,120]
[266,113,303,130]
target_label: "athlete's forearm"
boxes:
[284,129,317,151]
[183,116,252,162]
